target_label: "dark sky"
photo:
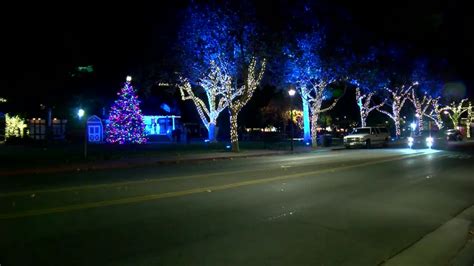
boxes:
[1,0,472,115]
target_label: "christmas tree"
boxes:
[106,76,147,144]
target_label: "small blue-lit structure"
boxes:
[87,115,104,143]
[143,115,181,136]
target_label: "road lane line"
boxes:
[0,153,425,220]
[0,168,265,198]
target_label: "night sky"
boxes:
[1,0,472,116]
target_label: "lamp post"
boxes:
[288,88,296,152]
[77,108,87,159]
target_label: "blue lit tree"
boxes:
[350,48,387,127]
[178,5,266,150]
[284,30,342,148]
[409,58,444,132]
[177,6,238,142]
[375,47,416,137]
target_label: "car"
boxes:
[407,130,448,149]
[445,129,463,141]
[343,127,390,148]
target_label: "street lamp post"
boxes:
[288,88,296,152]
[77,108,87,159]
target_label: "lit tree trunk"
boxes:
[302,98,311,144]
[466,102,472,138]
[409,89,432,134]
[208,121,216,142]
[299,82,340,149]
[393,109,401,137]
[355,88,384,128]
[361,112,367,127]
[178,61,230,143]
[419,116,424,133]
[357,88,367,127]
[310,112,320,148]
[230,109,239,152]
[377,84,413,138]
[226,58,266,152]
[424,97,444,130]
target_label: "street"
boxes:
[1,148,474,265]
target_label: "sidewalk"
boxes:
[383,205,474,266]
[0,146,341,177]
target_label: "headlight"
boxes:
[426,137,434,148]
[408,137,414,142]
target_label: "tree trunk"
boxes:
[417,114,424,133]
[451,114,460,128]
[230,110,239,152]
[466,121,471,139]
[435,113,443,130]
[302,98,311,144]
[394,113,401,138]
[208,122,217,142]
[310,112,319,149]
[360,110,367,127]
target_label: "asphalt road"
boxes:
[1,147,474,265]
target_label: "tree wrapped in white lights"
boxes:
[466,101,473,138]
[349,49,387,128]
[355,87,385,127]
[408,89,432,134]
[284,31,343,148]
[441,99,469,128]
[178,5,263,145]
[178,61,231,141]
[377,83,416,137]
[424,97,444,130]
[301,82,340,148]
[409,58,446,132]
[227,58,266,152]
[177,6,238,142]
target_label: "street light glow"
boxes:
[410,122,416,130]
[288,88,296,97]
[77,108,85,118]
[126,76,132,82]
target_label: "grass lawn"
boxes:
[0,140,299,170]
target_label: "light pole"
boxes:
[288,88,296,152]
[77,108,87,159]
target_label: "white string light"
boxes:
[377,83,415,137]
[424,97,444,130]
[178,60,231,142]
[408,89,432,133]
[297,79,340,148]
[227,58,266,152]
[467,101,473,138]
[356,88,385,127]
[441,99,469,129]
